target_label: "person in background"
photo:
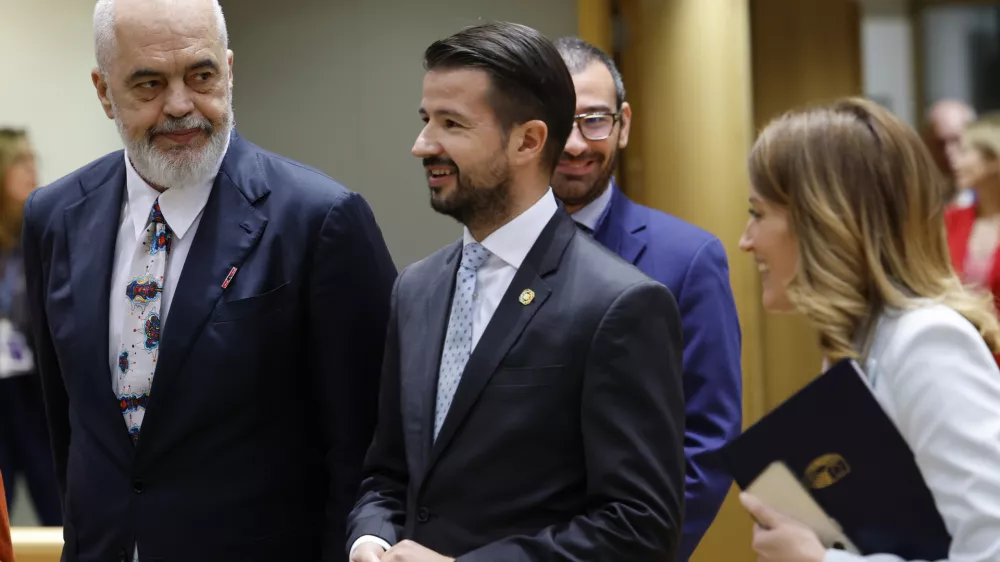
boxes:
[348,21,685,562]
[945,113,1000,330]
[551,37,742,561]
[737,97,1000,562]
[0,129,62,527]
[923,99,976,207]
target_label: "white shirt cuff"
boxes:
[349,535,392,558]
[823,548,862,562]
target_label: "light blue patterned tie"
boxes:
[434,242,491,440]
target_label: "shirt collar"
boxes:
[570,179,614,231]
[122,134,230,242]
[462,188,558,269]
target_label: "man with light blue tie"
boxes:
[552,37,744,562]
[348,21,686,562]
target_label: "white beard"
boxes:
[109,89,234,189]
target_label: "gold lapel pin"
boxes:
[518,288,535,305]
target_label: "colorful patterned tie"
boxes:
[434,242,490,440]
[115,199,170,443]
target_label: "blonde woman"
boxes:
[946,114,1000,324]
[736,98,1000,562]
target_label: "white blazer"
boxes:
[825,303,1000,562]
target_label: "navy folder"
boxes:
[720,358,951,558]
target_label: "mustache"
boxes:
[559,152,605,164]
[423,157,457,168]
[147,116,213,139]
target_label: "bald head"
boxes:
[928,99,975,135]
[924,99,976,182]
[94,0,228,74]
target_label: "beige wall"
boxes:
[0,0,123,185]
[222,0,578,268]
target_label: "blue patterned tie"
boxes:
[434,242,490,440]
[115,199,170,444]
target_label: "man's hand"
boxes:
[351,542,386,562]
[382,540,454,562]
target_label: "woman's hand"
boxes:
[740,492,828,562]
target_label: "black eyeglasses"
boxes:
[573,111,621,141]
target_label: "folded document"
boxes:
[721,358,951,559]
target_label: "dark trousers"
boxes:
[0,374,62,525]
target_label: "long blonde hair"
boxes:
[962,111,1000,160]
[750,97,1000,360]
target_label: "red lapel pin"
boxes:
[221,267,238,289]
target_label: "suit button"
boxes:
[133,479,144,493]
[416,507,430,523]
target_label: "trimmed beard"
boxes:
[427,152,512,231]
[108,87,233,189]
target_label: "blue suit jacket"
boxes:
[22,131,397,562]
[592,184,742,561]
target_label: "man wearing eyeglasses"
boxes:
[552,37,743,562]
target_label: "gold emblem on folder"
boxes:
[518,289,535,305]
[804,454,851,489]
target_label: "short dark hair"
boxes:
[423,22,576,175]
[553,36,626,108]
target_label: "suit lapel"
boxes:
[137,133,269,443]
[423,211,576,476]
[594,183,647,265]
[64,158,130,442]
[409,243,461,480]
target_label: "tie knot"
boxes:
[149,200,167,226]
[461,242,490,272]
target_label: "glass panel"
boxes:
[921,2,1000,112]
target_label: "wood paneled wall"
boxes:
[750,0,863,409]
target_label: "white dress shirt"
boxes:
[108,141,227,562]
[569,179,613,232]
[952,188,975,209]
[350,188,558,557]
[107,142,227,380]
[824,303,1000,562]
[463,188,558,349]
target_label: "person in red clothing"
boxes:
[945,113,1000,338]
[0,473,14,562]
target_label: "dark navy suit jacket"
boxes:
[22,131,397,562]
[592,183,742,561]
